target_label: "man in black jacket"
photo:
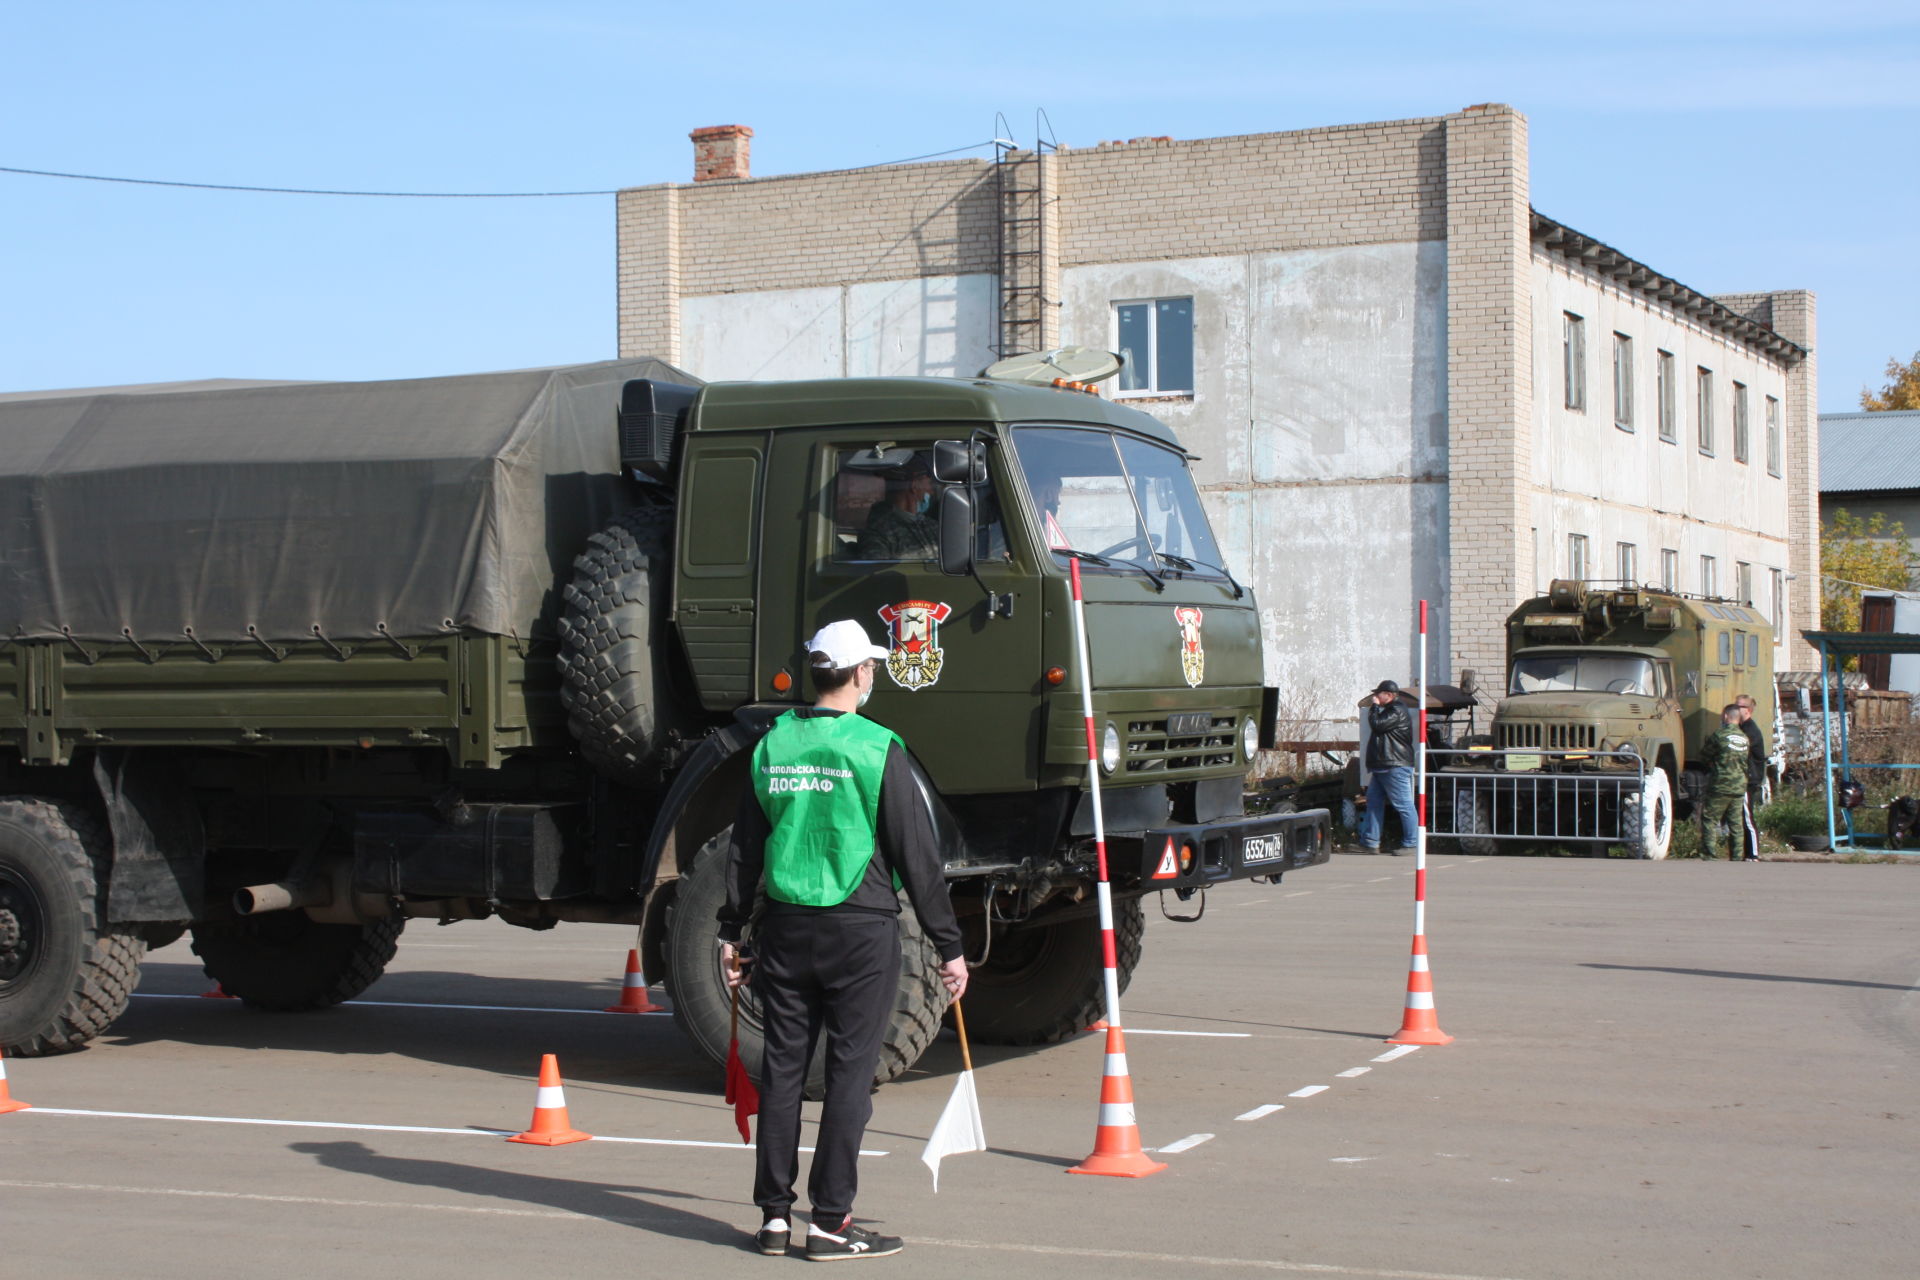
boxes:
[1358,679,1420,854]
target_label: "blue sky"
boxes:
[3,1,1913,410]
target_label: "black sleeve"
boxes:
[876,743,965,964]
[716,790,770,944]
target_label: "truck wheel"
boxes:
[1455,786,1499,857]
[0,799,143,1056]
[963,896,1146,1046]
[664,830,945,1098]
[557,505,675,787]
[1623,769,1674,860]
[189,914,403,1011]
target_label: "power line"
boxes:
[0,142,1000,199]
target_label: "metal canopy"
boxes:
[1804,630,1920,855]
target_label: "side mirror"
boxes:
[933,439,987,484]
[937,485,974,577]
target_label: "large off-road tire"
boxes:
[556,504,675,787]
[664,831,945,1099]
[190,914,403,1011]
[963,896,1146,1046]
[1454,783,1500,857]
[1622,769,1674,861]
[0,799,143,1056]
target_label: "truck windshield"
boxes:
[1011,425,1225,577]
[1509,654,1658,696]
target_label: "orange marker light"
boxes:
[772,670,792,693]
[1046,666,1067,685]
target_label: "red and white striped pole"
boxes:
[1388,598,1453,1046]
[1064,555,1165,1178]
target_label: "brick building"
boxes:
[615,108,1818,717]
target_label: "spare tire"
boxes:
[557,505,676,786]
[1787,834,1832,853]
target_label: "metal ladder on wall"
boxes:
[994,138,1054,358]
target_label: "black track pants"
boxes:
[752,910,900,1222]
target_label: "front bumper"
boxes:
[1125,808,1332,889]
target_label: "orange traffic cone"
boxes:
[200,983,236,999]
[604,949,665,1014]
[0,1046,30,1114]
[1067,1025,1166,1178]
[506,1054,591,1146]
[1386,933,1453,1046]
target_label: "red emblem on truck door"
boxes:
[878,600,952,691]
[1174,607,1205,688]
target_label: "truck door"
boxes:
[763,429,1043,794]
[675,436,767,711]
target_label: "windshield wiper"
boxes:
[1155,551,1198,571]
[1176,554,1245,599]
[1057,546,1164,592]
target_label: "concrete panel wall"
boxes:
[1061,240,1450,711]
[677,275,996,382]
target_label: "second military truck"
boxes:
[0,356,1328,1087]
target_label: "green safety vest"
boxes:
[752,710,903,907]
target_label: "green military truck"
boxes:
[0,357,1328,1084]
[1432,580,1775,860]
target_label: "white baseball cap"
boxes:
[807,619,889,669]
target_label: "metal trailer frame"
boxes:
[1805,629,1920,856]
[1426,749,1649,844]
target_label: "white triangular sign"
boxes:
[1153,837,1179,879]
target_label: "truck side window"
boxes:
[1718,631,1732,665]
[830,446,1005,564]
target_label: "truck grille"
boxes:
[1124,715,1236,774]
[1499,721,1598,751]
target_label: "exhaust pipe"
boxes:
[233,879,331,916]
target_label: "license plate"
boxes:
[1242,834,1287,864]
[1506,752,1542,772]
[1166,712,1211,736]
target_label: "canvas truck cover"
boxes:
[0,358,694,645]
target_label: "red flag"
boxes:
[725,1037,759,1144]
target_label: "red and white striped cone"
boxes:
[1388,598,1453,1047]
[604,949,665,1014]
[1068,1025,1166,1178]
[0,1046,31,1115]
[507,1053,592,1145]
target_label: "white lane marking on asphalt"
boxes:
[1367,876,1394,883]
[1288,1085,1329,1098]
[1284,891,1313,897]
[910,1233,1540,1278]
[1373,1045,1421,1063]
[1336,1067,1371,1078]
[1330,1156,1376,1163]
[1235,1104,1284,1121]
[1123,1029,1251,1038]
[1467,857,1491,863]
[23,1108,884,1155]
[1155,1133,1214,1154]
[132,993,670,1017]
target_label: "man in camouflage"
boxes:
[1699,704,1756,861]
[855,460,938,560]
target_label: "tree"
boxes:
[1821,509,1915,635]
[1860,352,1920,411]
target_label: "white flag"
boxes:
[920,1069,986,1191]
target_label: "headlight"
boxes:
[1101,721,1122,774]
[1242,716,1260,760]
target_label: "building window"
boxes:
[1771,568,1785,636]
[1701,554,1717,597]
[1766,395,1782,476]
[1697,367,1714,455]
[1656,350,1677,443]
[1613,333,1634,431]
[1568,533,1589,581]
[1114,299,1194,395]
[1733,382,1750,464]
[1617,542,1637,584]
[1563,313,1587,412]
[1661,548,1679,590]
[1736,560,1752,606]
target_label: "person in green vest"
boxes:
[1700,704,1756,861]
[718,618,967,1261]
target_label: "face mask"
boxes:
[857,671,875,708]
[916,493,932,515]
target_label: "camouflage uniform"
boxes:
[1699,723,1755,860]
[855,505,937,560]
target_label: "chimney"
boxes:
[690,125,753,182]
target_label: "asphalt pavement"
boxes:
[2,853,1915,1279]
